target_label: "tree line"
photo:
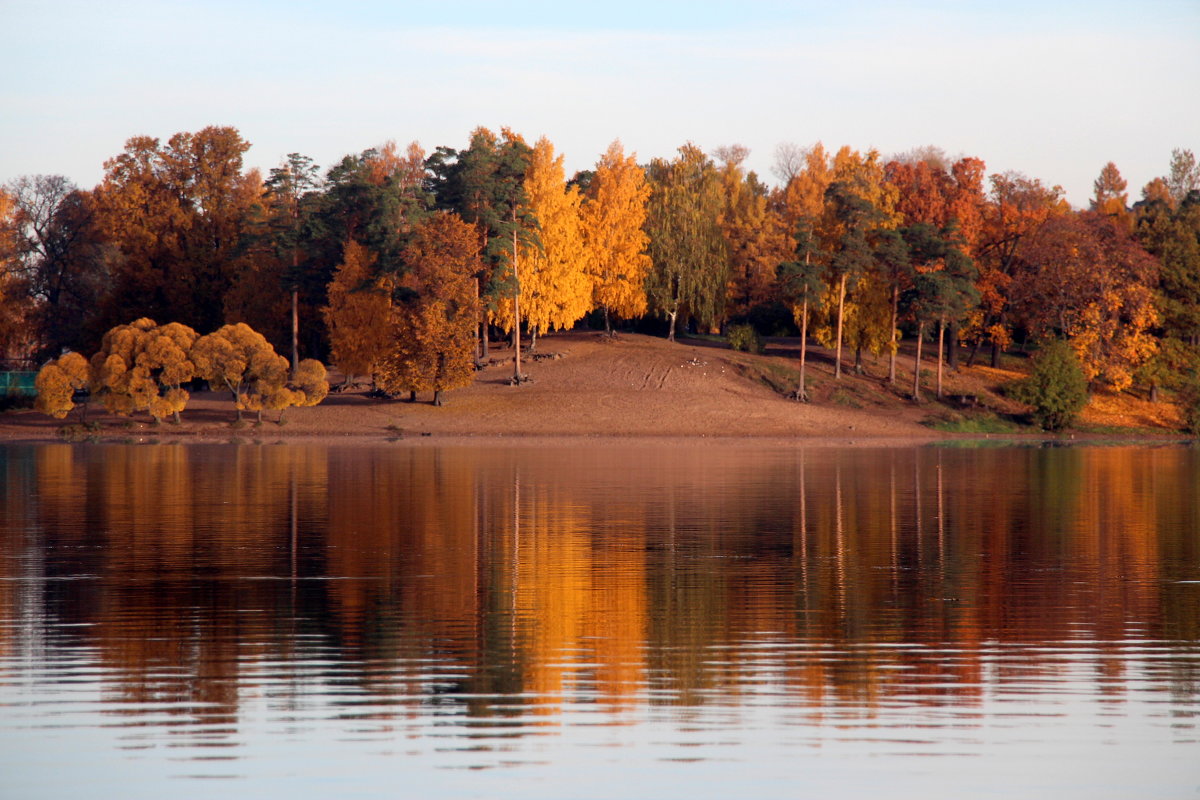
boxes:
[3,126,1199,405]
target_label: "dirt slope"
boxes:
[0,331,1184,443]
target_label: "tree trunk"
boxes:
[530,327,538,352]
[912,320,925,402]
[889,285,899,385]
[604,306,612,337]
[947,322,959,370]
[990,339,1001,368]
[474,277,482,361]
[854,344,863,374]
[1150,383,1159,403]
[512,230,522,383]
[408,390,416,403]
[291,288,299,376]
[835,273,847,379]
[936,318,945,400]
[433,389,443,407]
[798,295,809,402]
[667,307,678,342]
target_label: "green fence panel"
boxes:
[0,372,38,397]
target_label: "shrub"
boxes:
[727,324,763,354]
[1178,377,1200,435]
[1011,340,1088,431]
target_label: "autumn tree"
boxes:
[644,144,728,341]
[93,127,262,335]
[234,152,325,366]
[581,140,652,335]
[428,127,534,379]
[1015,212,1158,390]
[88,318,161,417]
[776,142,831,230]
[26,188,108,358]
[777,219,827,401]
[873,228,913,384]
[1091,161,1131,229]
[322,239,393,385]
[813,147,900,378]
[138,321,200,422]
[903,224,979,400]
[2,175,110,359]
[34,351,90,420]
[83,319,201,422]
[191,322,294,421]
[493,136,590,347]
[822,182,880,378]
[714,145,792,322]
[973,172,1066,366]
[376,213,481,405]
[302,142,431,361]
[0,188,30,361]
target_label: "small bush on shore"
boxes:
[1011,340,1088,431]
[727,324,763,354]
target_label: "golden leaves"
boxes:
[582,140,652,324]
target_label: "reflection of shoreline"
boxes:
[0,444,1196,735]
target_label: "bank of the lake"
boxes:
[0,331,1189,444]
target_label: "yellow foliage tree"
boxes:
[500,136,592,346]
[138,321,199,422]
[88,318,160,417]
[778,142,831,229]
[83,319,200,422]
[376,213,480,405]
[34,352,90,420]
[191,322,288,421]
[581,140,652,334]
[322,239,393,385]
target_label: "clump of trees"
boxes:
[34,319,328,424]
[7,124,1200,429]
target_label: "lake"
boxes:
[1,442,1197,799]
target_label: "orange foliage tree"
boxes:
[34,351,91,420]
[1015,212,1158,390]
[714,145,792,321]
[376,213,481,405]
[93,127,261,335]
[322,239,393,385]
[972,172,1067,366]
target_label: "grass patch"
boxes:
[830,388,863,408]
[923,410,1023,433]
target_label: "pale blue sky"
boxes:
[2,0,1197,206]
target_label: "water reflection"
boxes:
[1,443,1198,795]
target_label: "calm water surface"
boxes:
[0,442,1198,799]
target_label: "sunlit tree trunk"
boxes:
[936,317,945,400]
[512,229,523,383]
[834,273,847,379]
[912,320,925,401]
[889,285,899,385]
[798,294,809,402]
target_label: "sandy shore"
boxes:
[0,331,1185,446]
